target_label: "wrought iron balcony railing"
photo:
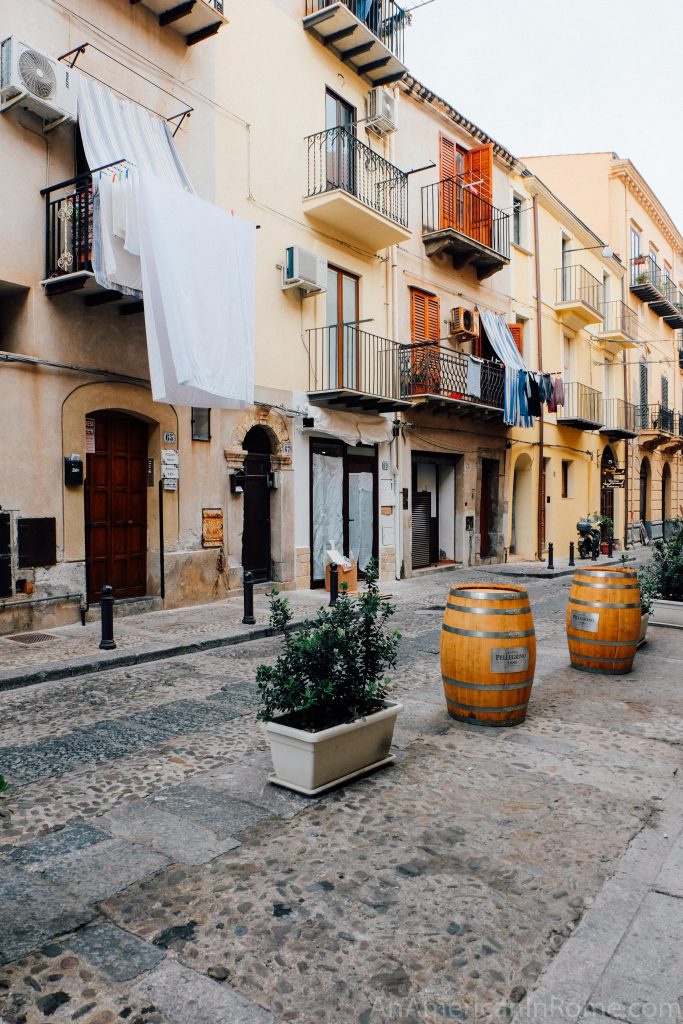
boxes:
[399,342,505,410]
[42,171,94,281]
[305,0,407,63]
[306,126,408,228]
[557,382,603,426]
[556,265,602,313]
[421,177,510,260]
[307,325,405,402]
[601,398,637,435]
[639,403,675,434]
[599,299,637,338]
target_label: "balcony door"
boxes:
[410,289,441,394]
[439,137,493,246]
[326,266,359,390]
[326,90,355,195]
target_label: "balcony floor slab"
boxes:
[303,3,407,85]
[303,189,410,252]
[422,228,508,281]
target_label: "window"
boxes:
[561,460,572,499]
[630,227,641,285]
[326,266,359,390]
[662,375,669,410]
[507,319,524,357]
[191,408,211,441]
[512,196,522,246]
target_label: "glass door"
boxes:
[326,266,359,391]
[325,89,355,195]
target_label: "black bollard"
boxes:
[547,542,554,570]
[569,541,575,567]
[242,570,256,625]
[329,563,339,606]
[592,532,600,561]
[99,585,116,650]
[608,537,613,558]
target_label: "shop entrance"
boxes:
[411,454,458,570]
[310,440,377,587]
[85,411,148,602]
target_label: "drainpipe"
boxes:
[623,350,629,547]
[390,85,402,580]
[532,193,544,560]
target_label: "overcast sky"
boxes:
[404,0,683,233]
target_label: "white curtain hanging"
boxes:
[303,406,393,446]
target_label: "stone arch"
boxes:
[225,406,292,469]
[639,455,651,523]
[510,452,534,558]
[662,461,672,525]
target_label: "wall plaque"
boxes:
[490,647,530,674]
[570,610,600,633]
[202,508,224,548]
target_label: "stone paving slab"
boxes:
[66,922,166,982]
[192,755,313,820]
[588,890,683,1024]
[146,785,275,838]
[0,863,94,966]
[654,827,683,898]
[25,837,170,904]
[0,821,109,867]
[131,960,274,1024]
[128,696,246,738]
[98,800,241,865]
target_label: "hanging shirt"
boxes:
[526,373,542,417]
[548,379,558,413]
[540,373,553,403]
[466,356,482,399]
[554,376,565,407]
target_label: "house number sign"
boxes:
[163,432,176,444]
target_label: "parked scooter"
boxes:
[576,519,600,559]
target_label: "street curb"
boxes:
[0,621,307,693]
[481,556,637,580]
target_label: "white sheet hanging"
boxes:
[137,171,256,408]
[304,406,393,446]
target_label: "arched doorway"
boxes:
[85,411,148,602]
[662,462,672,529]
[639,456,651,525]
[242,426,272,582]
[510,454,533,557]
[600,446,617,528]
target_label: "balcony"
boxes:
[638,403,676,450]
[630,258,683,329]
[599,399,638,440]
[556,382,604,430]
[303,1,407,86]
[40,168,141,311]
[303,127,410,251]
[596,300,638,348]
[307,325,411,413]
[400,343,505,421]
[131,0,227,45]
[421,178,510,280]
[555,266,603,331]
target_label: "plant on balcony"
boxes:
[256,560,402,794]
[639,520,683,628]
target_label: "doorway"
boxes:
[411,455,458,570]
[242,426,272,583]
[85,411,148,602]
[639,457,651,525]
[662,462,672,528]
[601,446,616,528]
[325,89,355,195]
[326,266,359,391]
[511,453,533,557]
[310,439,377,587]
[479,458,499,559]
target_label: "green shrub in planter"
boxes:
[0,774,9,793]
[256,559,400,733]
[638,519,683,611]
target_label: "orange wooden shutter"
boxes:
[439,135,457,230]
[411,289,427,342]
[508,322,524,356]
[463,142,493,246]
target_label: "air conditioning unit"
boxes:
[0,36,78,131]
[282,246,327,295]
[449,306,479,337]
[366,87,398,136]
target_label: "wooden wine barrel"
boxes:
[440,584,536,727]
[566,567,641,674]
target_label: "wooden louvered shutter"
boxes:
[463,142,493,246]
[508,323,524,356]
[439,135,457,230]
[410,290,441,394]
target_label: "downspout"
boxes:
[532,193,544,560]
[390,85,402,580]
[623,349,629,547]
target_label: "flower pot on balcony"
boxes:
[650,599,683,629]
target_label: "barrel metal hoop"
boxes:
[442,624,536,639]
[446,696,530,714]
[570,662,633,675]
[568,597,642,609]
[566,633,638,647]
[451,589,529,601]
[446,602,532,616]
[568,653,635,665]
[442,674,532,692]
[571,581,640,590]
[574,571,637,579]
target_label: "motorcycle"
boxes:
[576,519,600,560]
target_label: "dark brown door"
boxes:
[86,412,148,602]
[242,451,271,583]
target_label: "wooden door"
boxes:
[411,289,441,394]
[243,452,271,582]
[86,412,148,602]
[463,142,493,247]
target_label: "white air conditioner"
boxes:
[366,87,398,136]
[282,246,327,295]
[0,36,78,131]
[450,306,479,337]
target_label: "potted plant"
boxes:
[256,560,402,795]
[594,513,613,555]
[639,520,683,629]
[0,773,11,821]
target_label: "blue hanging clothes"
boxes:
[480,310,534,428]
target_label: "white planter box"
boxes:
[650,599,683,629]
[637,612,650,647]
[264,699,403,796]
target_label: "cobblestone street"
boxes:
[1,566,682,1024]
